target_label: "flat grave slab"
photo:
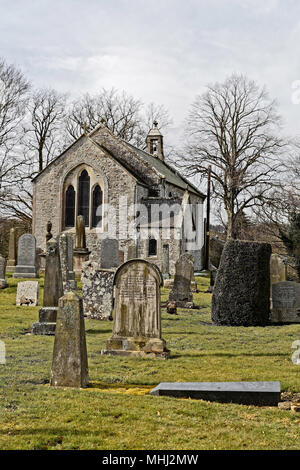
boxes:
[150,381,281,406]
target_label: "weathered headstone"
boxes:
[212,240,272,326]
[102,259,170,358]
[271,281,300,323]
[162,244,170,279]
[270,254,287,286]
[169,253,194,308]
[0,256,7,289]
[100,238,119,269]
[32,239,63,335]
[81,261,114,320]
[50,291,89,388]
[74,215,90,275]
[16,281,39,306]
[13,234,38,278]
[75,215,87,250]
[59,233,77,293]
[6,228,17,273]
[127,244,137,260]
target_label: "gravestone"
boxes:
[16,281,39,306]
[0,256,7,289]
[50,291,89,388]
[59,233,77,293]
[100,238,119,269]
[102,259,170,358]
[212,240,271,326]
[150,382,281,406]
[81,261,114,320]
[73,215,90,275]
[169,253,194,308]
[6,228,17,273]
[271,281,300,323]
[270,254,287,286]
[32,239,63,335]
[13,234,38,278]
[162,244,170,279]
[127,244,137,260]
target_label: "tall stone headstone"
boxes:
[13,234,37,278]
[32,239,63,335]
[102,259,170,358]
[81,261,114,320]
[0,256,7,289]
[162,244,170,280]
[50,291,89,388]
[271,281,300,323]
[75,215,87,250]
[73,215,90,275]
[169,253,194,308]
[100,238,119,269]
[212,240,271,326]
[59,233,77,293]
[16,281,39,306]
[6,228,17,273]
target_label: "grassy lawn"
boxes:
[1,273,300,450]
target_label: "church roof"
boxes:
[126,142,205,198]
[32,123,205,199]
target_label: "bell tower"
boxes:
[146,121,164,161]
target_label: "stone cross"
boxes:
[32,238,63,335]
[0,256,7,289]
[102,259,170,358]
[50,291,89,388]
[6,228,17,273]
[13,234,37,278]
[169,253,194,308]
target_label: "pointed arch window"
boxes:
[92,185,103,228]
[78,170,90,226]
[65,185,75,227]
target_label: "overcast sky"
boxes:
[1,0,300,144]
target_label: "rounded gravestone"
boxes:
[212,240,272,326]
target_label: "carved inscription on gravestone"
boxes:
[102,259,170,358]
[271,281,300,323]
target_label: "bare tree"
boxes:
[176,74,286,239]
[0,58,30,197]
[65,88,172,149]
[1,88,67,223]
[23,88,67,172]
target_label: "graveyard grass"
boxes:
[1,274,300,450]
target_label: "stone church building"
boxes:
[32,121,205,275]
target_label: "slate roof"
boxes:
[126,142,205,198]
